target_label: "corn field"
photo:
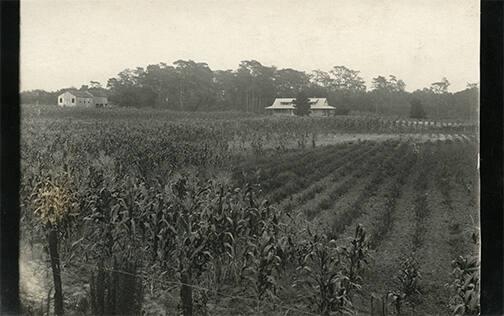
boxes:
[20,105,479,315]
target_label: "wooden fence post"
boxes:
[370,295,374,316]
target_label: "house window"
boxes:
[72,98,75,103]
[59,98,63,103]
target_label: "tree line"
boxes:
[21,60,478,120]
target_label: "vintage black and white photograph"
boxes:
[19,0,479,315]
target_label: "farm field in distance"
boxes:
[20,105,479,315]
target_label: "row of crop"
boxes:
[411,142,436,250]
[279,141,382,214]
[23,111,472,159]
[331,141,475,315]
[232,143,346,189]
[21,125,232,182]
[264,141,380,204]
[365,145,418,249]
[432,141,480,315]
[21,162,377,315]
[336,141,479,316]
[327,142,409,238]
[299,142,393,221]
[395,141,453,315]
[348,144,423,315]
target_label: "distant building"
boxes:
[92,93,109,108]
[265,98,335,116]
[57,90,108,107]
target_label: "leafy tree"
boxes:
[466,82,478,89]
[431,77,450,94]
[429,77,451,118]
[410,98,427,119]
[371,75,406,93]
[274,68,310,97]
[334,104,351,115]
[293,91,311,116]
[214,69,239,109]
[236,60,276,112]
[328,66,366,92]
[387,75,406,92]
[370,75,408,114]
[173,60,216,111]
[89,81,102,89]
[20,89,60,105]
[310,69,333,89]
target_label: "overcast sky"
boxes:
[21,0,479,92]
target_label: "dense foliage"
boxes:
[409,98,427,119]
[21,60,478,120]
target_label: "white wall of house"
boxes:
[57,92,77,107]
[76,97,93,107]
[311,109,333,117]
[271,109,294,116]
[269,109,334,116]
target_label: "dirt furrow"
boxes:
[276,142,382,212]
[269,141,382,206]
[315,142,408,237]
[302,141,400,226]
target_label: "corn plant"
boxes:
[238,187,287,309]
[294,231,352,316]
[448,255,479,315]
[79,173,146,315]
[394,254,422,308]
[243,231,283,309]
[164,177,214,316]
[340,224,369,298]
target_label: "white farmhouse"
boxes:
[265,98,335,116]
[57,90,108,107]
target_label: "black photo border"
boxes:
[1,0,503,314]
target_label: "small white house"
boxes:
[265,98,335,116]
[57,90,108,107]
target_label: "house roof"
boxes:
[265,98,335,110]
[59,90,108,98]
[92,93,108,98]
[62,90,94,98]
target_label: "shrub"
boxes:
[293,91,311,116]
